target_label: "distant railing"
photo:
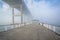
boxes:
[32,21,60,35]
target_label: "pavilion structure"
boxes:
[2,0,30,26]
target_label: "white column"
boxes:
[21,4,23,25]
[12,7,14,25]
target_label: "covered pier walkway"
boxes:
[0,0,60,40]
[0,23,60,40]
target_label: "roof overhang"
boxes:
[2,0,31,15]
[3,0,22,5]
[2,0,23,11]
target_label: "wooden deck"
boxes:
[0,24,60,40]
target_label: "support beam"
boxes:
[21,3,23,24]
[12,7,14,25]
[21,6,23,24]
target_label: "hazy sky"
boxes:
[24,0,60,26]
[0,0,60,26]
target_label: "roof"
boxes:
[2,0,31,16]
[3,0,23,10]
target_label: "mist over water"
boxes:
[24,0,60,26]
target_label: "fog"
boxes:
[0,0,60,26]
[24,0,60,26]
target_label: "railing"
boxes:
[0,23,20,32]
[0,21,60,35]
[0,22,33,32]
[32,21,60,35]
